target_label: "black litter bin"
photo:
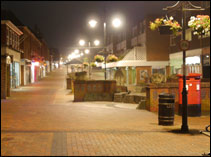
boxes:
[158,93,175,125]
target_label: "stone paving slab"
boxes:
[66,131,209,156]
[1,132,53,156]
[1,129,210,156]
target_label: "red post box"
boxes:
[177,73,201,117]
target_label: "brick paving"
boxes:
[1,67,210,156]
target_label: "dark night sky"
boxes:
[1,1,176,56]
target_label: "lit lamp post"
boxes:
[79,39,100,79]
[163,1,205,133]
[88,18,122,80]
[67,49,82,73]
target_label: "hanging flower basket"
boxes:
[188,15,210,36]
[149,16,182,35]
[106,54,118,63]
[90,62,96,67]
[158,25,172,35]
[83,62,89,68]
[94,55,104,63]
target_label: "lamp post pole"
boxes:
[181,2,189,132]
[88,41,91,79]
[104,22,107,80]
[67,63,68,74]
[163,1,205,133]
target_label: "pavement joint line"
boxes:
[1,129,200,134]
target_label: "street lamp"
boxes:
[112,18,122,28]
[88,17,122,80]
[79,39,85,46]
[79,39,93,79]
[74,49,79,54]
[68,54,71,60]
[89,19,97,28]
[94,39,100,46]
[163,1,205,133]
[85,49,90,54]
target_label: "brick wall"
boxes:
[74,80,116,102]
[41,40,50,61]
[201,82,210,114]
[19,27,42,60]
[21,65,24,86]
[1,56,7,99]
[146,82,210,114]
[145,16,170,61]
[1,24,6,46]
[6,64,10,97]
[21,30,31,60]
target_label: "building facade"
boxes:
[104,15,170,86]
[39,39,50,77]
[1,20,23,99]
[167,1,210,80]
[1,9,54,99]
[18,26,43,85]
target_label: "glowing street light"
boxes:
[89,19,97,28]
[74,49,79,54]
[112,18,122,28]
[87,16,123,80]
[68,54,72,60]
[94,40,100,46]
[85,49,90,54]
[79,39,85,46]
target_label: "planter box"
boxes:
[66,78,73,89]
[114,92,128,102]
[74,80,116,102]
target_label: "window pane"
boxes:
[152,68,165,75]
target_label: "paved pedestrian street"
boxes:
[1,67,210,156]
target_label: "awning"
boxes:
[102,60,169,69]
[99,46,169,69]
[66,58,82,65]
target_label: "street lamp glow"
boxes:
[68,54,72,60]
[74,49,79,54]
[85,49,90,54]
[79,39,85,46]
[94,40,100,46]
[112,18,122,28]
[89,19,97,28]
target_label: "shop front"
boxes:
[169,48,206,77]
[103,60,169,86]
[31,61,40,83]
[10,61,20,88]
